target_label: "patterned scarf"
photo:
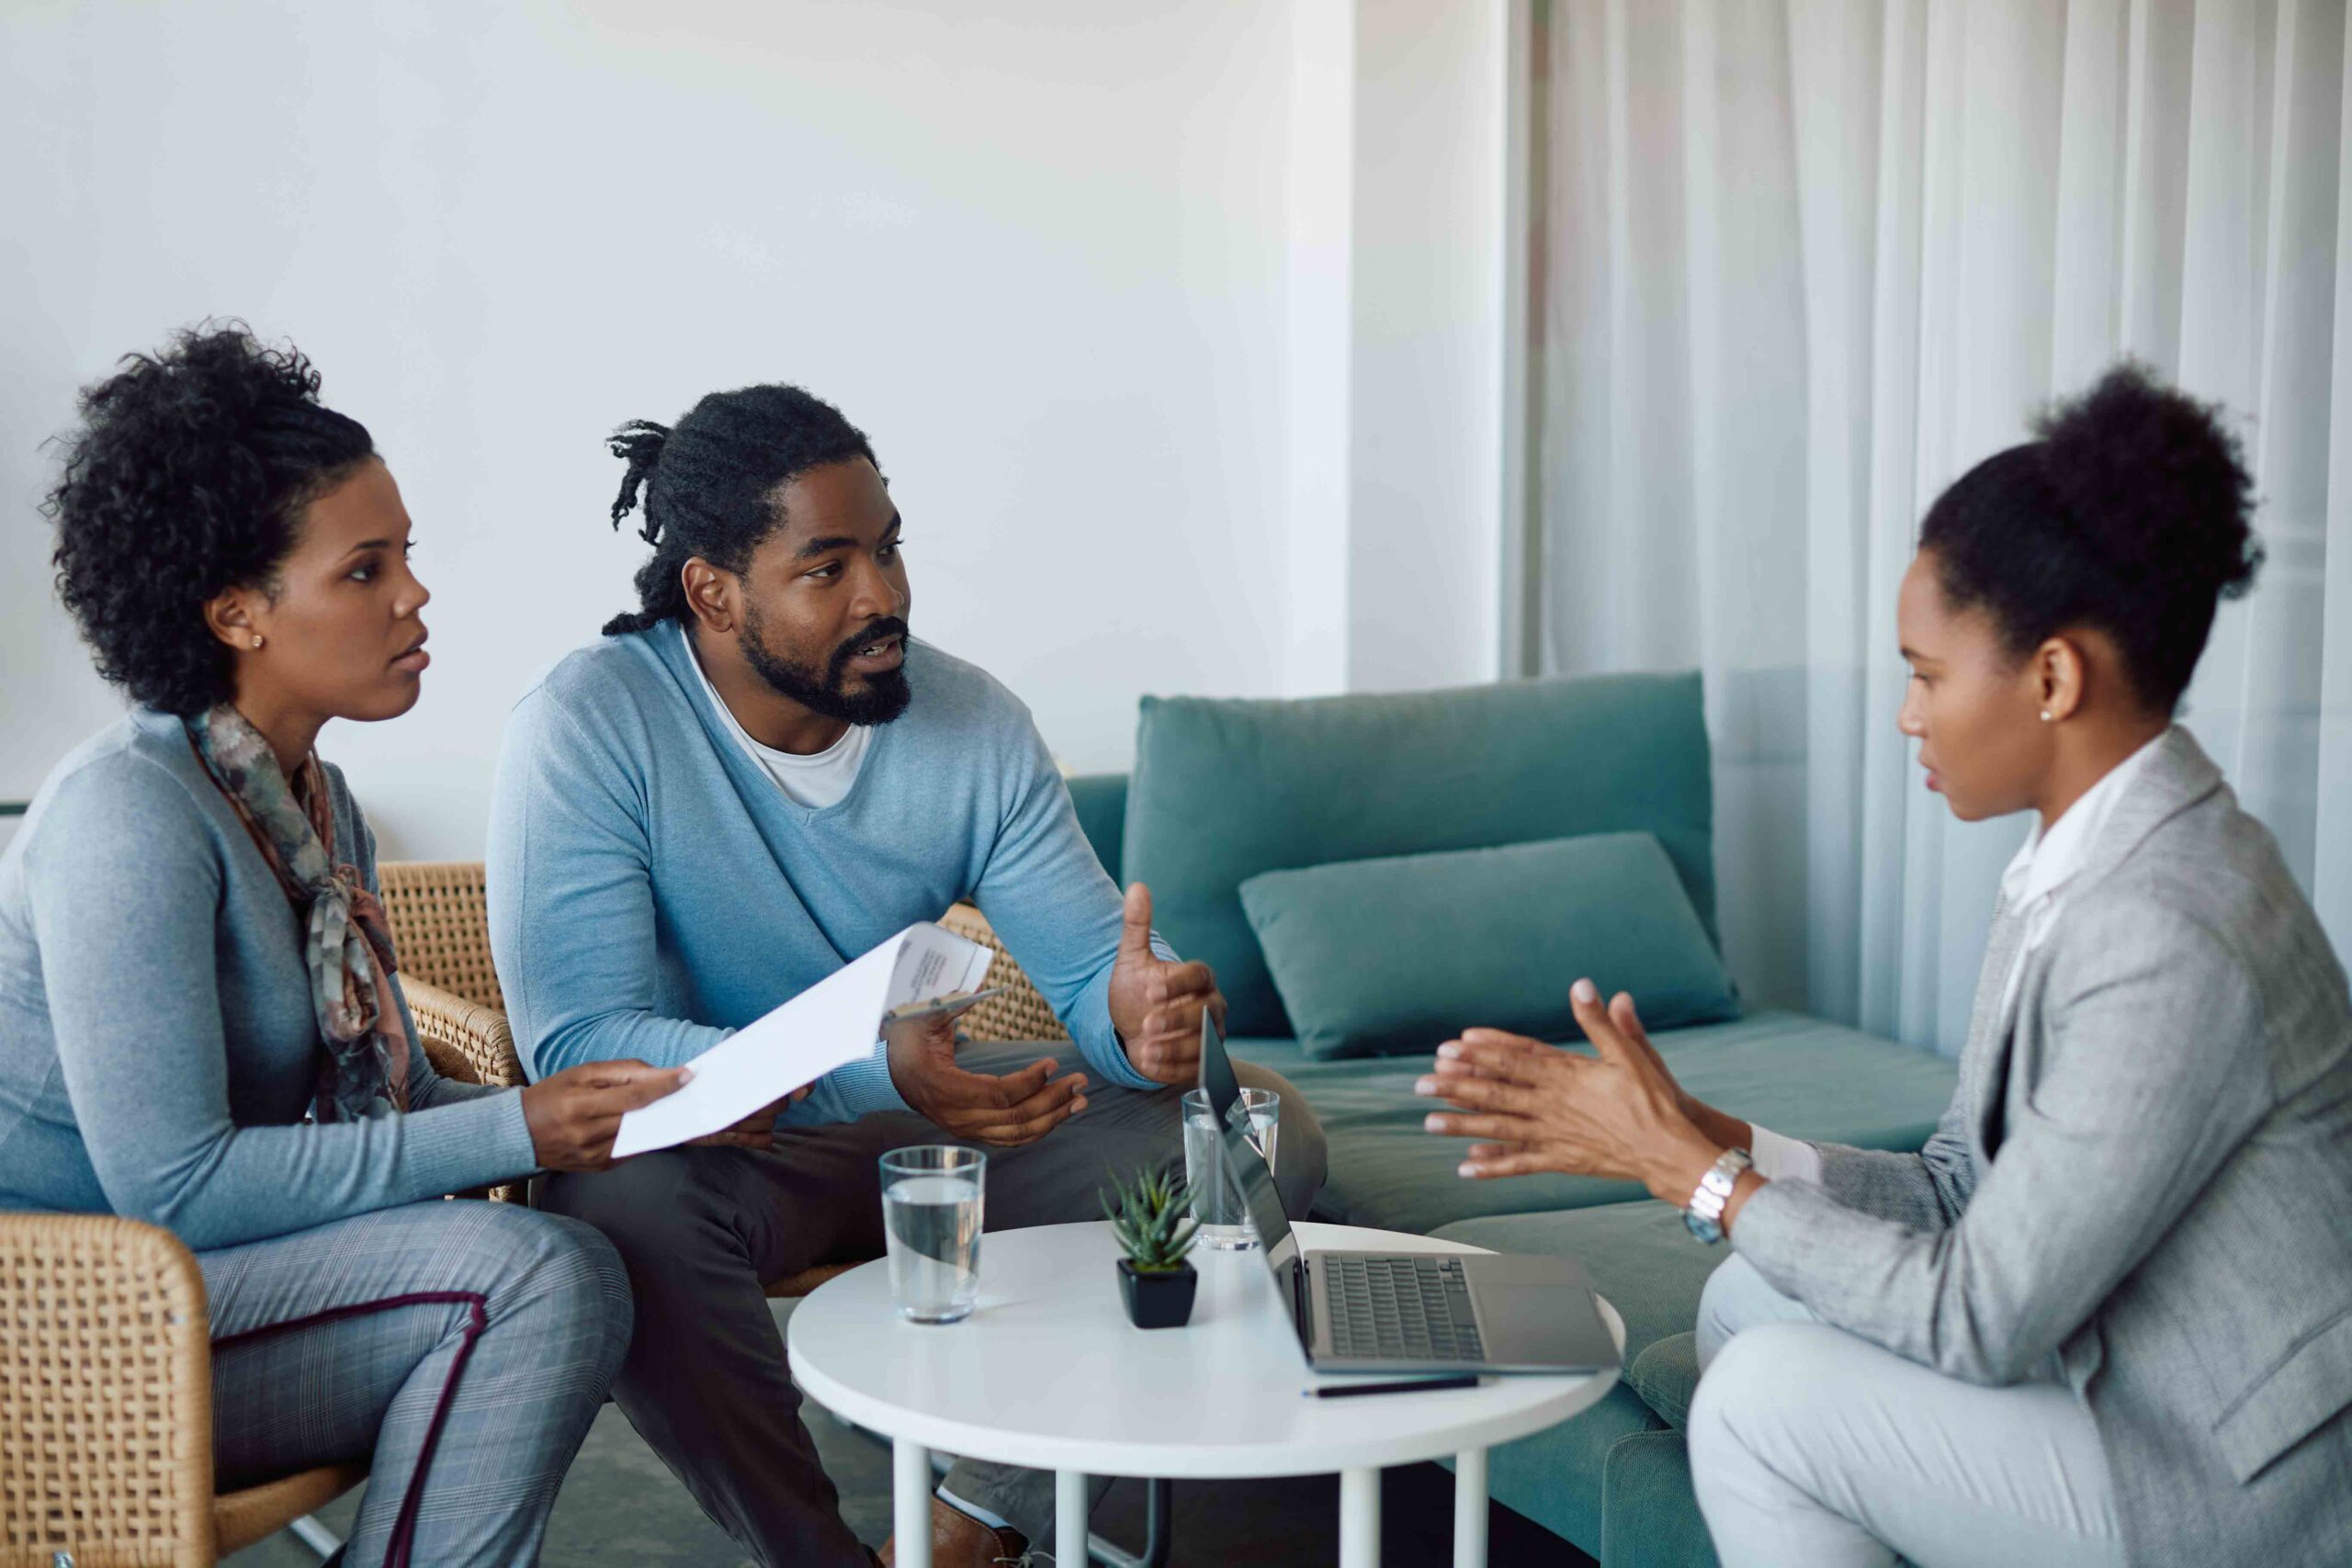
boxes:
[187,705,411,1121]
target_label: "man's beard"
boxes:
[740,603,913,727]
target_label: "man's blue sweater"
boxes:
[487,624,1159,1126]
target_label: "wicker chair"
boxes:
[373,863,529,1206]
[0,868,515,1563]
[933,904,1071,1047]
[0,1213,368,1566]
[375,862,1069,1301]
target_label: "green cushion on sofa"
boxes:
[1123,672,1716,1035]
[1239,1010,1958,1235]
[1238,832,1738,1060]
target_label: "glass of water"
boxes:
[1181,1087,1280,1250]
[879,1145,986,1324]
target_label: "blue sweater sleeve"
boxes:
[491,685,732,1078]
[490,684,909,1120]
[970,716,1165,1091]
[25,760,537,1251]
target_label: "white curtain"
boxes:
[1532,0,2352,1055]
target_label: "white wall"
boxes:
[1346,0,1512,694]
[1,1,1514,858]
[1281,0,1518,697]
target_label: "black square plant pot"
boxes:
[1117,1258,1198,1328]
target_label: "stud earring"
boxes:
[250,635,266,649]
[2040,710,2052,722]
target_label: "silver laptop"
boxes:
[1199,1014,1619,1376]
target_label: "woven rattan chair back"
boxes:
[375,861,504,1011]
[935,904,1071,1045]
[2,1215,368,1565]
[2,1214,212,1565]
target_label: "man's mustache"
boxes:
[826,617,911,681]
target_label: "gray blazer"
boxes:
[1734,728,2352,1565]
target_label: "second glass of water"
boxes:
[1181,1087,1279,1250]
[879,1145,986,1324]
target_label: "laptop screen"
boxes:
[1218,1111,1298,1276]
[1197,1006,1243,1125]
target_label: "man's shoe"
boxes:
[876,1499,1031,1567]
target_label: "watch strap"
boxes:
[1683,1146,1754,1245]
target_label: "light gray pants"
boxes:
[1686,1254,2124,1568]
[541,1043,1327,1565]
[202,1199,633,1568]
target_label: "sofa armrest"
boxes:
[1627,1330,1703,1432]
[1601,1427,1720,1568]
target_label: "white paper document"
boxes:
[610,921,994,1159]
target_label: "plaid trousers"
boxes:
[200,1198,631,1568]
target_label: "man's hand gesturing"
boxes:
[884,1010,1088,1147]
[1106,882,1226,1086]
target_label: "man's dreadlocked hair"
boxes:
[603,383,879,637]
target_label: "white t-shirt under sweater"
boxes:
[684,626,872,810]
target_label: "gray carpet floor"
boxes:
[224,1300,1591,1566]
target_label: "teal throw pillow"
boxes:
[1237,831,1738,1061]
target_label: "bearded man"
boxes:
[487,382,1325,1567]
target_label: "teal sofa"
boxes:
[1062,671,1958,1566]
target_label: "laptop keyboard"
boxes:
[1323,1255,1486,1362]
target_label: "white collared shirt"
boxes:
[1748,728,2171,1187]
[1987,727,2168,1018]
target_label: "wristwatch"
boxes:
[1682,1147,1753,1245]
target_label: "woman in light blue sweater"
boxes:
[0,327,686,1567]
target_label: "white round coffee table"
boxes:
[786,1220,1623,1568]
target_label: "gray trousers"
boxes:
[202,1199,633,1568]
[1688,1254,2125,1568]
[540,1043,1327,1565]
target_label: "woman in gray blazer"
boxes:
[1419,364,2352,1566]
[0,326,697,1566]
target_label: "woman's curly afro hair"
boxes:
[46,322,375,715]
[1919,360,2263,713]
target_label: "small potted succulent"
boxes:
[1102,1163,1200,1329]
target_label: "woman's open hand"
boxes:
[1417,981,1723,1203]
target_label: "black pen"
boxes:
[1309,1376,1479,1399]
